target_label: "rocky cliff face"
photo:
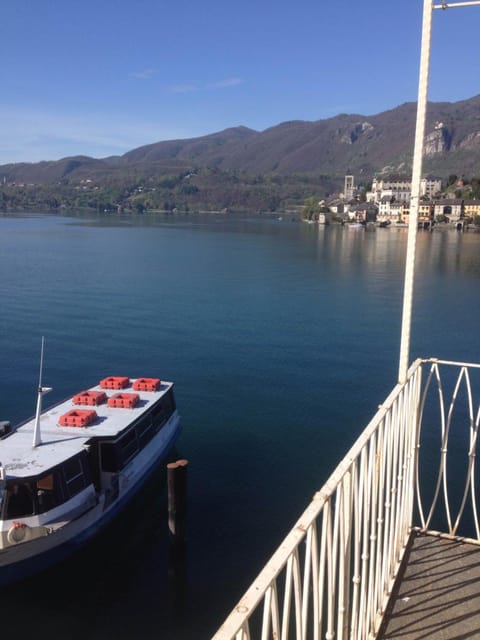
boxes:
[456,131,480,150]
[425,123,451,156]
[340,121,375,144]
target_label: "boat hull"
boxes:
[0,411,181,586]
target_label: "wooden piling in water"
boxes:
[167,459,188,617]
[167,459,188,542]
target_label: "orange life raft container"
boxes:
[99,376,130,390]
[107,393,139,409]
[133,377,161,392]
[73,390,107,406]
[59,409,98,427]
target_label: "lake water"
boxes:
[1,212,480,639]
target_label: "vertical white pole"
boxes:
[398,0,434,383]
[32,337,51,448]
[32,337,45,448]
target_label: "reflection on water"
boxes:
[0,213,480,638]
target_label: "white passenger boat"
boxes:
[0,371,181,585]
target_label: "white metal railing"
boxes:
[414,359,480,540]
[212,358,480,639]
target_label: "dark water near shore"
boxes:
[1,212,480,638]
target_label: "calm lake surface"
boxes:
[0,212,479,639]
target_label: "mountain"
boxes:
[120,126,257,164]
[2,96,480,212]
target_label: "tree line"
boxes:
[0,168,340,214]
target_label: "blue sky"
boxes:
[1,0,479,164]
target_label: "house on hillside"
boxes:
[368,176,442,204]
[370,177,412,204]
[421,177,442,198]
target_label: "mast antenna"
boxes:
[32,337,52,448]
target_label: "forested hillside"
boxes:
[2,95,480,212]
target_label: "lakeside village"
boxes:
[304,175,480,230]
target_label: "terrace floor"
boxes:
[378,532,480,639]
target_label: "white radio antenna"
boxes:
[32,337,52,448]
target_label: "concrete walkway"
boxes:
[379,533,480,639]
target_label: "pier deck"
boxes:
[379,532,480,639]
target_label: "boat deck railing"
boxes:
[212,358,480,639]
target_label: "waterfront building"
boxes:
[348,202,378,223]
[418,199,434,225]
[433,198,463,223]
[378,197,406,223]
[463,199,480,219]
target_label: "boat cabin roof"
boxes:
[0,378,174,479]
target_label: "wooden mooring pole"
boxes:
[167,459,188,616]
[167,459,188,543]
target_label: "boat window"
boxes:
[100,428,140,473]
[35,472,64,514]
[164,389,176,413]
[119,428,139,466]
[151,390,176,427]
[4,481,35,519]
[62,455,91,498]
[101,442,120,473]
[137,415,154,448]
